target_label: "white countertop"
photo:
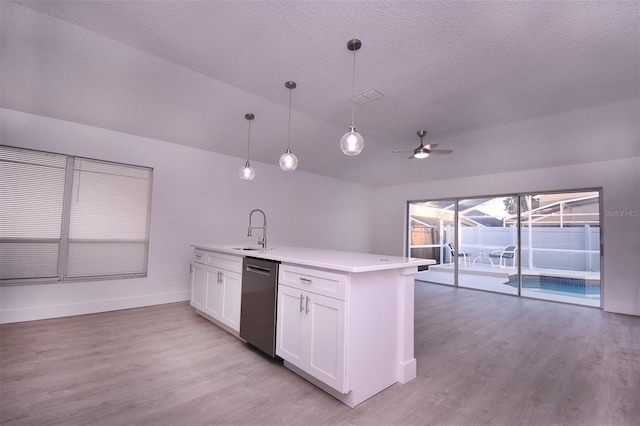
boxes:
[191,244,435,273]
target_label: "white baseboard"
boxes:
[0,291,190,324]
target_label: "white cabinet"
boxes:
[206,266,242,331]
[190,249,243,333]
[276,266,348,394]
[190,261,206,311]
[277,285,305,365]
[204,266,224,318]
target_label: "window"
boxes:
[0,146,153,284]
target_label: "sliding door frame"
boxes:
[408,187,603,309]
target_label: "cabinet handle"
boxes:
[194,254,202,258]
[219,271,224,283]
[299,277,312,283]
[305,296,310,314]
[299,294,304,312]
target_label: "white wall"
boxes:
[2,99,639,321]
[373,102,640,317]
[0,109,375,323]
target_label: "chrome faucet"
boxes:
[247,209,267,248]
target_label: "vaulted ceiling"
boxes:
[2,1,638,186]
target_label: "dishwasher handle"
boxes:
[245,264,273,276]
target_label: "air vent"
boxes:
[350,88,384,105]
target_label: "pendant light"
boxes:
[279,81,298,171]
[239,113,256,180]
[340,38,364,156]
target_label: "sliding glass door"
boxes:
[457,196,517,295]
[518,192,601,306]
[410,189,602,308]
[409,200,456,286]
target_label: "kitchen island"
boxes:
[190,244,435,408]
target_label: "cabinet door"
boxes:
[190,262,206,310]
[276,285,348,393]
[204,266,223,319]
[306,293,348,393]
[220,270,242,332]
[276,285,305,369]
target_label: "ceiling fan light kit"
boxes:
[411,130,430,159]
[340,38,365,156]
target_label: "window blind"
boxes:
[0,146,67,280]
[0,146,153,283]
[66,158,152,279]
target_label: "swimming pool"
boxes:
[506,275,601,296]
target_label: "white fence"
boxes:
[413,224,600,272]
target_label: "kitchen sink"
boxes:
[232,247,275,251]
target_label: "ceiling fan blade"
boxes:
[425,143,439,149]
[430,149,453,154]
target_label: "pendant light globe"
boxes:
[239,160,255,180]
[279,148,298,171]
[340,125,364,155]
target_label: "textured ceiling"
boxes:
[1,0,639,186]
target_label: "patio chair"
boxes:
[488,245,517,268]
[448,243,471,266]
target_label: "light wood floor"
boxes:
[1,283,639,426]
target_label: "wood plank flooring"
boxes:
[1,283,639,425]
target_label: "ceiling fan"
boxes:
[392,130,453,159]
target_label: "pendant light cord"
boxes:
[287,88,292,150]
[350,46,356,127]
[246,120,251,161]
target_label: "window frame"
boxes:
[0,145,153,285]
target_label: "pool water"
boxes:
[506,275,601,298]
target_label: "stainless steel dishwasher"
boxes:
[240,256,280,357]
